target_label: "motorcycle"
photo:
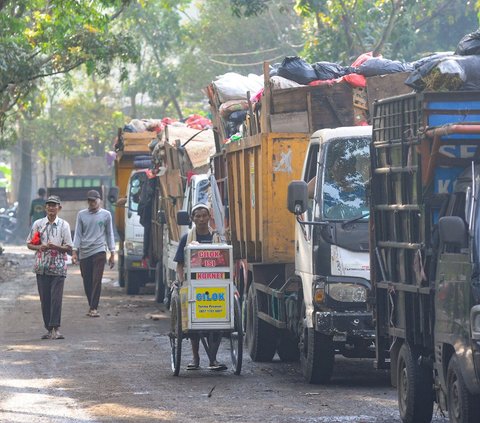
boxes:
[0,202,18,243]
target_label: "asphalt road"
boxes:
[0,246,449,423]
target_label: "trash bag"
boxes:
[356,58,414,77]
[228,110,247,124]
[312,61,349,80]
[276,56,318,85]
[455,29,480,56]
[411,52,454,69]
[405,55,480,92]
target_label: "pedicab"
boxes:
[169,243,243,375]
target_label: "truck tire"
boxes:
[446,354,480,423]
[276,332,300,362]
[118,255,125,288]
[154,261,165,303]
[300,326,334,384]
[397,343,434,423]
[125,270,140,295]
[245,285,276,362]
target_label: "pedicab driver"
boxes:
[174,203,227,371]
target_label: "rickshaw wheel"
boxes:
[230,295,243,375]
[170,293,182,376]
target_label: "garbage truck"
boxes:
[370,91,480,423]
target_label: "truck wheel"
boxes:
[245,285,276,362]
[299,301,334,383]
[125,270,140,295]
[300,326,334,384]
[118,255,125,288]
[397,343,434,423]
[154,262,165,303]
[276,332,300,362]
[447,354,480,423]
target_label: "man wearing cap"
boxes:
[26,195,73,340]
[174,203,226,371]
[72,190,115,318]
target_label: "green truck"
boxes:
[371,91,480,423]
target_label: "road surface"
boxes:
[0,246,448,423]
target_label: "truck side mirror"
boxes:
[471,304,480,341]
[287,181,308,215]
[438,216,467,252]
[157,209,167,225]
[108,186,119,204]
[177,210,191,226]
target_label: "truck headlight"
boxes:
[327,283,367,303]
[471,305,480,340]
[125,241,143,255]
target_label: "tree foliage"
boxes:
[0,0,138,134]
[230,0,479,63]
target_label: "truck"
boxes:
[47,171,113,238]
[370,91,480,423]
[141,125,216,303]
[114,129,159,294]
[208,64,410,382]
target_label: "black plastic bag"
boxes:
[312,61,349,80]
[405,54,480,92]
[455,29,480,56]
[356,57,414,77]
[276,56,318,85]
[411,52,453,69]
[228,110,247,124]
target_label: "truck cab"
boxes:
[288,125,375,383]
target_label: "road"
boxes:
[0,246,448,423]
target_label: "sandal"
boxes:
[186,362,200,370]
[208,362,227,371]
[88,309,100,317]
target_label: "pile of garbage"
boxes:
[122,114,212,135]
[209,28,480,143]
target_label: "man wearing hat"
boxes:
[173,203,226,371]
[72,189,115,317]
[26,195,73,340]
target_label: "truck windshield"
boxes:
[195,179,210,205]
[322,136,370,221]
[128,172,146,212]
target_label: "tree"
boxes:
[0,0,138,135]
[179,0,303,99]
[230,0,479,63]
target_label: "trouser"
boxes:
[36,274,65,330]
[80,251,106,310]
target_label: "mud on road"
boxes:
[0,247,448,423]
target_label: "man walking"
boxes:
[26,195,73,340]
[72,190,115,317]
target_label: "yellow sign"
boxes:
[194,286,228,319]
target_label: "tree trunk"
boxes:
[15,136,33,241]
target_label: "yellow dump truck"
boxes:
[208,65,410,381]
[114,129,159,294]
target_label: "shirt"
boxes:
[27,217,73,276]
[30,198,46,221]
[73,208,115,260]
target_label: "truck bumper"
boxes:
[473,341,480,391]
[314,311,375,339]
[124,254,146,272]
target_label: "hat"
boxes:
[191,203,209,216]
[87,190,101,200]
[46,195,61,204]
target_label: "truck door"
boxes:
[295,143,319,280]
